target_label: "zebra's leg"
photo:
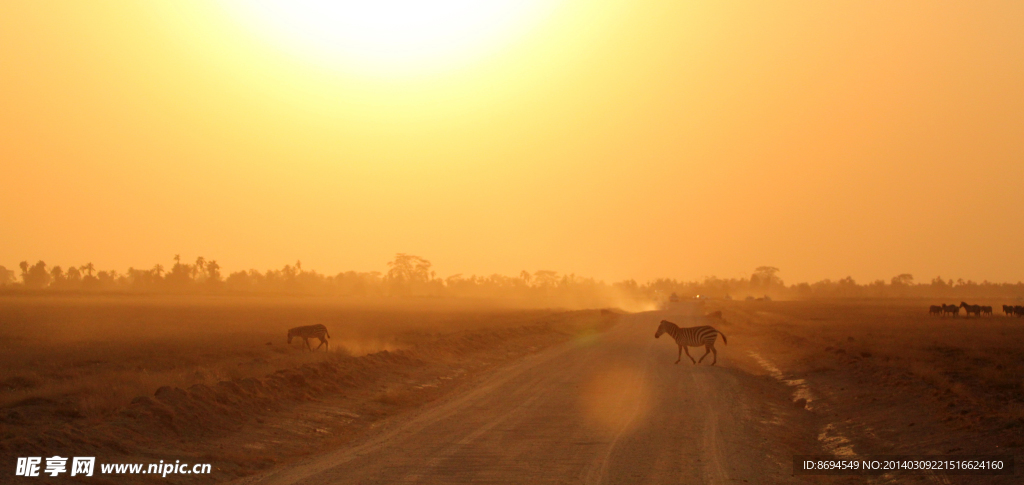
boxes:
[304,338,312,351]
[315,338,325,351]
[698,344,712,363]
[682,345,696,364]
[675,345,682,364]
[711,346,718,366]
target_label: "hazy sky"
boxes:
[2,1,1022,284]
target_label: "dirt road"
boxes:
[238,311,811,484]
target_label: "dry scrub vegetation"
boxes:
[722,299,1024,461]
[0,295,617,482]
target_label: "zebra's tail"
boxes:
[719,331,727,345]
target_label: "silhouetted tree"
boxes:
[81,262,99,289]
[891,274,914,286]
[205,260,221,282]
[519,270,531,285]
[49,266,66,288]
[192,256,206,280]
[751,266,782,290]
[19,261,51,289]
[532,270,559,288]
[0,265,14,286]
[166,254,193,287]
[6,253,1024,301]
[97,270,117,287]
[385,253,434,295]
[66,266,82,284]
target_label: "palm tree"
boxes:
[80,262,95,277]
[205,260,221,282]
[193,256,206,280]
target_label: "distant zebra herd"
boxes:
[928,302,1024,318]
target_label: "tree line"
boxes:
[0,258,1021,301]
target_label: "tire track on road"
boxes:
[582,336,656,485]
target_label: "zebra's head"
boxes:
[655,320,669,338]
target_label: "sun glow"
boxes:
[219,0,559,76]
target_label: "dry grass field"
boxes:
[0,295,566,414]
[0,295,616,483]
[717,299,1024,465]
[4,296,1022,483]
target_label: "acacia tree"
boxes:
[532,270,559,288]
[751,266,782,289]
[891,274,914,286]
[385,253,434,295]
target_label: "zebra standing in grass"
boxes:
[655,320,727,366]
[287,324,331,351]
[943,304,960,317]
[960,302,982,318]
[929,305,943,316]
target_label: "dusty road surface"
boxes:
[237,310,815,485]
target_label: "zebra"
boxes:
[1014,305,1024,317]
[960,302,982,318]
[287,324,331,351]
[1004,305,1014,316]
[655,320,727,366]
[929,305,943,316]
[942,304,960,317]
[981,306,993,316]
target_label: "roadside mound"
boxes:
[1,309,618,483]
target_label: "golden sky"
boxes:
[2,1,1022,284]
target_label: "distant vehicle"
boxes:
[669,292,679,303]
[694,294,709,300]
